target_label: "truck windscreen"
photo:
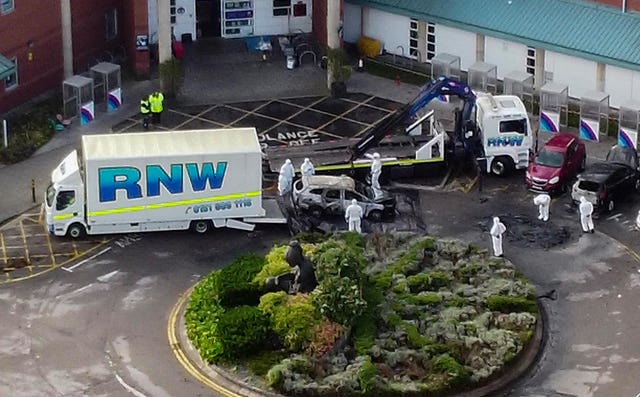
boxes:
[46,184,56,207]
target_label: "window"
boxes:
[499,119,528,135]
[170,0,177,24]
[345,191,364,201]
[526,46,535,81]
[56,191,76,211]
[426,22,436,60]
[408,19,419,60]
[324,190,340,200]
[4,57,17,89]
[1,0,14,14]
[105,9,118,40]
[273,0,291,16]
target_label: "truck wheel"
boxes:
[190,220,211,234]
[67,223,86,239]
[490,157,514,177]
[367,209,383,222]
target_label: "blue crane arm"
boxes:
[349,76,477,161]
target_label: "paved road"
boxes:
[2,171,640,396]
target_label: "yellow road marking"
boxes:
[18,218,30,266]
[167,287,244,397]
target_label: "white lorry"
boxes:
[45,128,287,238]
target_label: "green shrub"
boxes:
[216,254,265,307]
[271,294,322,352]
[253,243,317,287]
[444,296,467,307]
[185,273,226,361]
[258,291,289,318]
[266,363,286,388]
[406,271,451,292]
[244,350,289,376]
[312,239,367,284]
[312,276,367,326]
[213,305,270,361]
[403,322,432,349]
[306,318,345,358]
[376,237,436,282]
[404,292,442,307]
[487,295,538,314]
[432,353,469,385]
[352,312,377,355]
[253,245,291,287]
[340,231,365,249]
[358,358,378,394]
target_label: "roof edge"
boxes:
[346,0,640,72]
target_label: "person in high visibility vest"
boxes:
[148,91,164,125]
[140,96,151,130]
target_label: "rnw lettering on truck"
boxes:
[487,136,524,147]
[98,162,227,202]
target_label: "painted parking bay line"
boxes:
[62,247,112,272]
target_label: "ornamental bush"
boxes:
[216,254,265,307]
[212,305,270,361]
[261,293,322,352]
[487,295,538,314]
[312,276,367,326]
[253,243,317,287]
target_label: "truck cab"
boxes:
[45,150,87,238]
[475,94,533,176]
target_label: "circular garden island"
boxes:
[185,232,540,397]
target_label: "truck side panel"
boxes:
[84,151,264,226]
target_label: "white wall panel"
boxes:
[605,64,640,108]
[545,51,597,99]
[363,8,411,56]
[484,37,528,80]
[435,25,476,71]
[343,3,362,43]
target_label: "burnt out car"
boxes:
[571,145,640,212]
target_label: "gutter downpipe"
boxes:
[622,0,627,12]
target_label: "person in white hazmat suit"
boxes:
[490,216,506,257]
[345,199,364,233]
[579,196,595,233]
[365,152,382,190]
[533,193,551,222]
[278,159,295,196]
[300,158,315,184]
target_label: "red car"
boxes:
[525,133,586,194]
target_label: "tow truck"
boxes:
[265,76,532,179]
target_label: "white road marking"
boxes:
[97,270,119,283]
[115,373,148,397]
[62,247,112,272]
[607,213,623,221]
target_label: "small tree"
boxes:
[326,47,352,97]
[159,57,184,98]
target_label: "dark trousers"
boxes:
[141,113,150,129]
[151,111,162,124]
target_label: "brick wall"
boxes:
[0,2,64,112]
[313,0,328,48]
[122,0,150,79]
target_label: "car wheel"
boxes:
[309,205,324,219]
[607,199,615,212]
[190,220,211,234]
[579,156,586,171]
[66,223,86,239]
[560,183,568,194]
[367,209,383,222]
[490,157,514,177]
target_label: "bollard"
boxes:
[31,179,36,203]
[395,75,401,85]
